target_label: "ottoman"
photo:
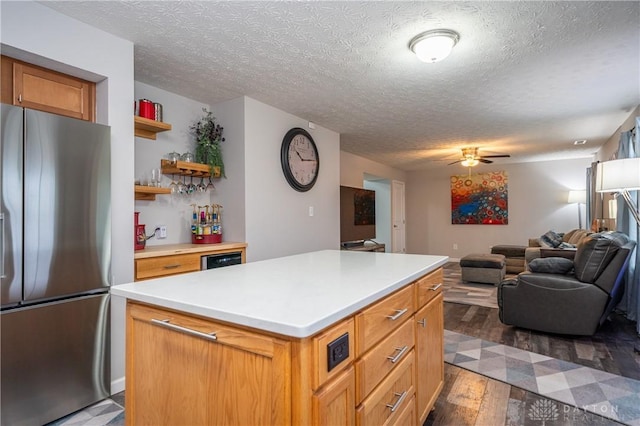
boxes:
[491,245,527,274]
[460,253,506,285]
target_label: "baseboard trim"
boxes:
[111,377,125,395]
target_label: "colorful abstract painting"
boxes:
[451,171,508,224]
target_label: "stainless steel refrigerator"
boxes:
[1,104,111,425]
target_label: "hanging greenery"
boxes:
[190,108,226,177]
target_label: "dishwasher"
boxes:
[201,251,243,270]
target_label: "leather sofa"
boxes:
[524,228,591,271]
[498,231,636,336]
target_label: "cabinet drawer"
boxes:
[356,350,415,426]
[355,318,414,403]
[128,302,281,357]
[390,395,415,426]
[313,317,355,390]
[415,268,443,309]
[356,285,414,355]
[135,253,201,280]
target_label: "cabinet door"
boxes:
[126,303,291,426]
[10,58,95,121]
[415,292,444,424]
[313,366,355,426]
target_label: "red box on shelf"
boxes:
[192,234,222,244]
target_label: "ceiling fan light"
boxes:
[409,29,460,63]
[461,158,479,167]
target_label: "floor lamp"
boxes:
[567,190,586,229]
[595,157,640,353]
[596,158,640,225]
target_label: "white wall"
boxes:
[406,158,593,260]
[597,106,639,162]
[341,151,408,187]
[244,97,340,261]
[209,97,246,244]
[1,1,134,394]
[134,82,214,245]
[134,92,341,262]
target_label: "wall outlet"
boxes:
[453,243,458,250]
[309,206,314,217]
[158,225,167,239]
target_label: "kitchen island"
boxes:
[112,249,448,425]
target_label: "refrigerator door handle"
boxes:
[1,212,4,278]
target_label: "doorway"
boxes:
[364,175,406,253]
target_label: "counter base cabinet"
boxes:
[313,366,356,426]
[415,292,444,424]
[126,303,291,426]
[134,243,247,281]
[124,266,444,426]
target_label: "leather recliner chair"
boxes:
[498,231,636,336]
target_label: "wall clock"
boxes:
[280,127,319,192]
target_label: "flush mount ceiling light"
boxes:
[409,29,460,63]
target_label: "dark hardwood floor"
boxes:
[443,302,640,381]
[423,301,640,426]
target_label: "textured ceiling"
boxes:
[41,1,640,170]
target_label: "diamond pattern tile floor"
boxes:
[45,399,124,426]
[445,330,640,425]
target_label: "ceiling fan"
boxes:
[447,147,511,167]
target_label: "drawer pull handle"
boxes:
[151,318,217,342]
[163,264,181,269]
[417,318,426,328]
[386,390,408,412]
[386,308,408,321]
[387,345,409,363]
[430,283,442,291]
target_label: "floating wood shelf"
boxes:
[135,185,171,201]
[134,116,172,140]
[160,159,221,178]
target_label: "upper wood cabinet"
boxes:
[1,55,95,121]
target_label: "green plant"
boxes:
[190,108,226,177]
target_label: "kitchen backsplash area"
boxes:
[134,81,223,246]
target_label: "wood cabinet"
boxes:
[124,266,443,425]
[135,253,202,280]
[355,284,414,354]
[355,316,414,403]
[134,243,247,281]
[1,55,95,121]
[126,303,291,426]
[356,351,415,426]
[414,269,444,424]
[313,366,356,426]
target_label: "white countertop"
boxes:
[111,250,448,338]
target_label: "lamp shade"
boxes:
[595,158,640,192]
[567,190,586,204]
